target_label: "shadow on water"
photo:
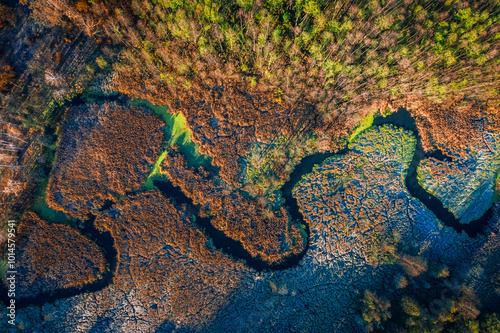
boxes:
[3,104,494,309]
[153,180,306,271]
[371,108,494,237]
[0,216,117,309]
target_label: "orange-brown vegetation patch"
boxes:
[0,118,33,221]
[0,4,16,30]
[0,65,16,91]
[13,212,106,299]
[95,190,248,326]
[409,98,500,155]
[181,85,336,186]
[47,102,164,218]
[114,71,344,186]
[162,153,306,265]
[0,120,26,199]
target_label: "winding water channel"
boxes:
[5,106,496,308]
[371,108,495,236]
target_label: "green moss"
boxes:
[349,113,374,143]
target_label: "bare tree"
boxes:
[45,69,66,87]
[1,179,23,195]
[78,15,99,37]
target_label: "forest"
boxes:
[0,0,499,332]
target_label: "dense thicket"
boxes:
[47,102,164,218]
[161,152,306,264]
[25,0,500,187]
[32,1,500,103]
[95,191,248,327]
[24,1,500,113]
[13,212,106,299]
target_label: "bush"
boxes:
[397,254,428,277]
[95,56,108,69]
[362,290,391,331]
[0,65,16,91]
[401,296,421,317]
[482,313,500,333]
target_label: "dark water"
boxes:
[0,94,123,308]
[0,216,117,308]
[3,106,495,309]
[371,108,494,236]
[283,108,494,238]
[156,107,495,273]
[153,180,306,270]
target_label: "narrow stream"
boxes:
[153,107,495,275]
[371,108,495,236]
[4,105,495,309]
[0,216,117,308]
[153,180,307,270]
[282,108,494,238]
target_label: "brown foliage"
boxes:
[411,98,500,154]
[115,70,337,186]
[47,102,164,218]
[95,191,247,326]
[28,0,129,38]
[455,287,481,320]
[29,0,73,29]
[0,4,16,30]
[162,153,306,264]
[362,290,391,332]
[13,212,106,299]
[29,0,98,36]
[0,65,16,92]
[397,254,428,277]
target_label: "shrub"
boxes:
[0,65,16,91]
[362,290,391,331]
[482,313,500,333]
[95,56,108,69]
[401,296,421,317]
[397,254,428,277]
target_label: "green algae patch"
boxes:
[349,113,374,143]
[128,99,171,124]
[144,150,169,190]
[167,113,210,167]
[31,190,75,225]
[129,99,211,189]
